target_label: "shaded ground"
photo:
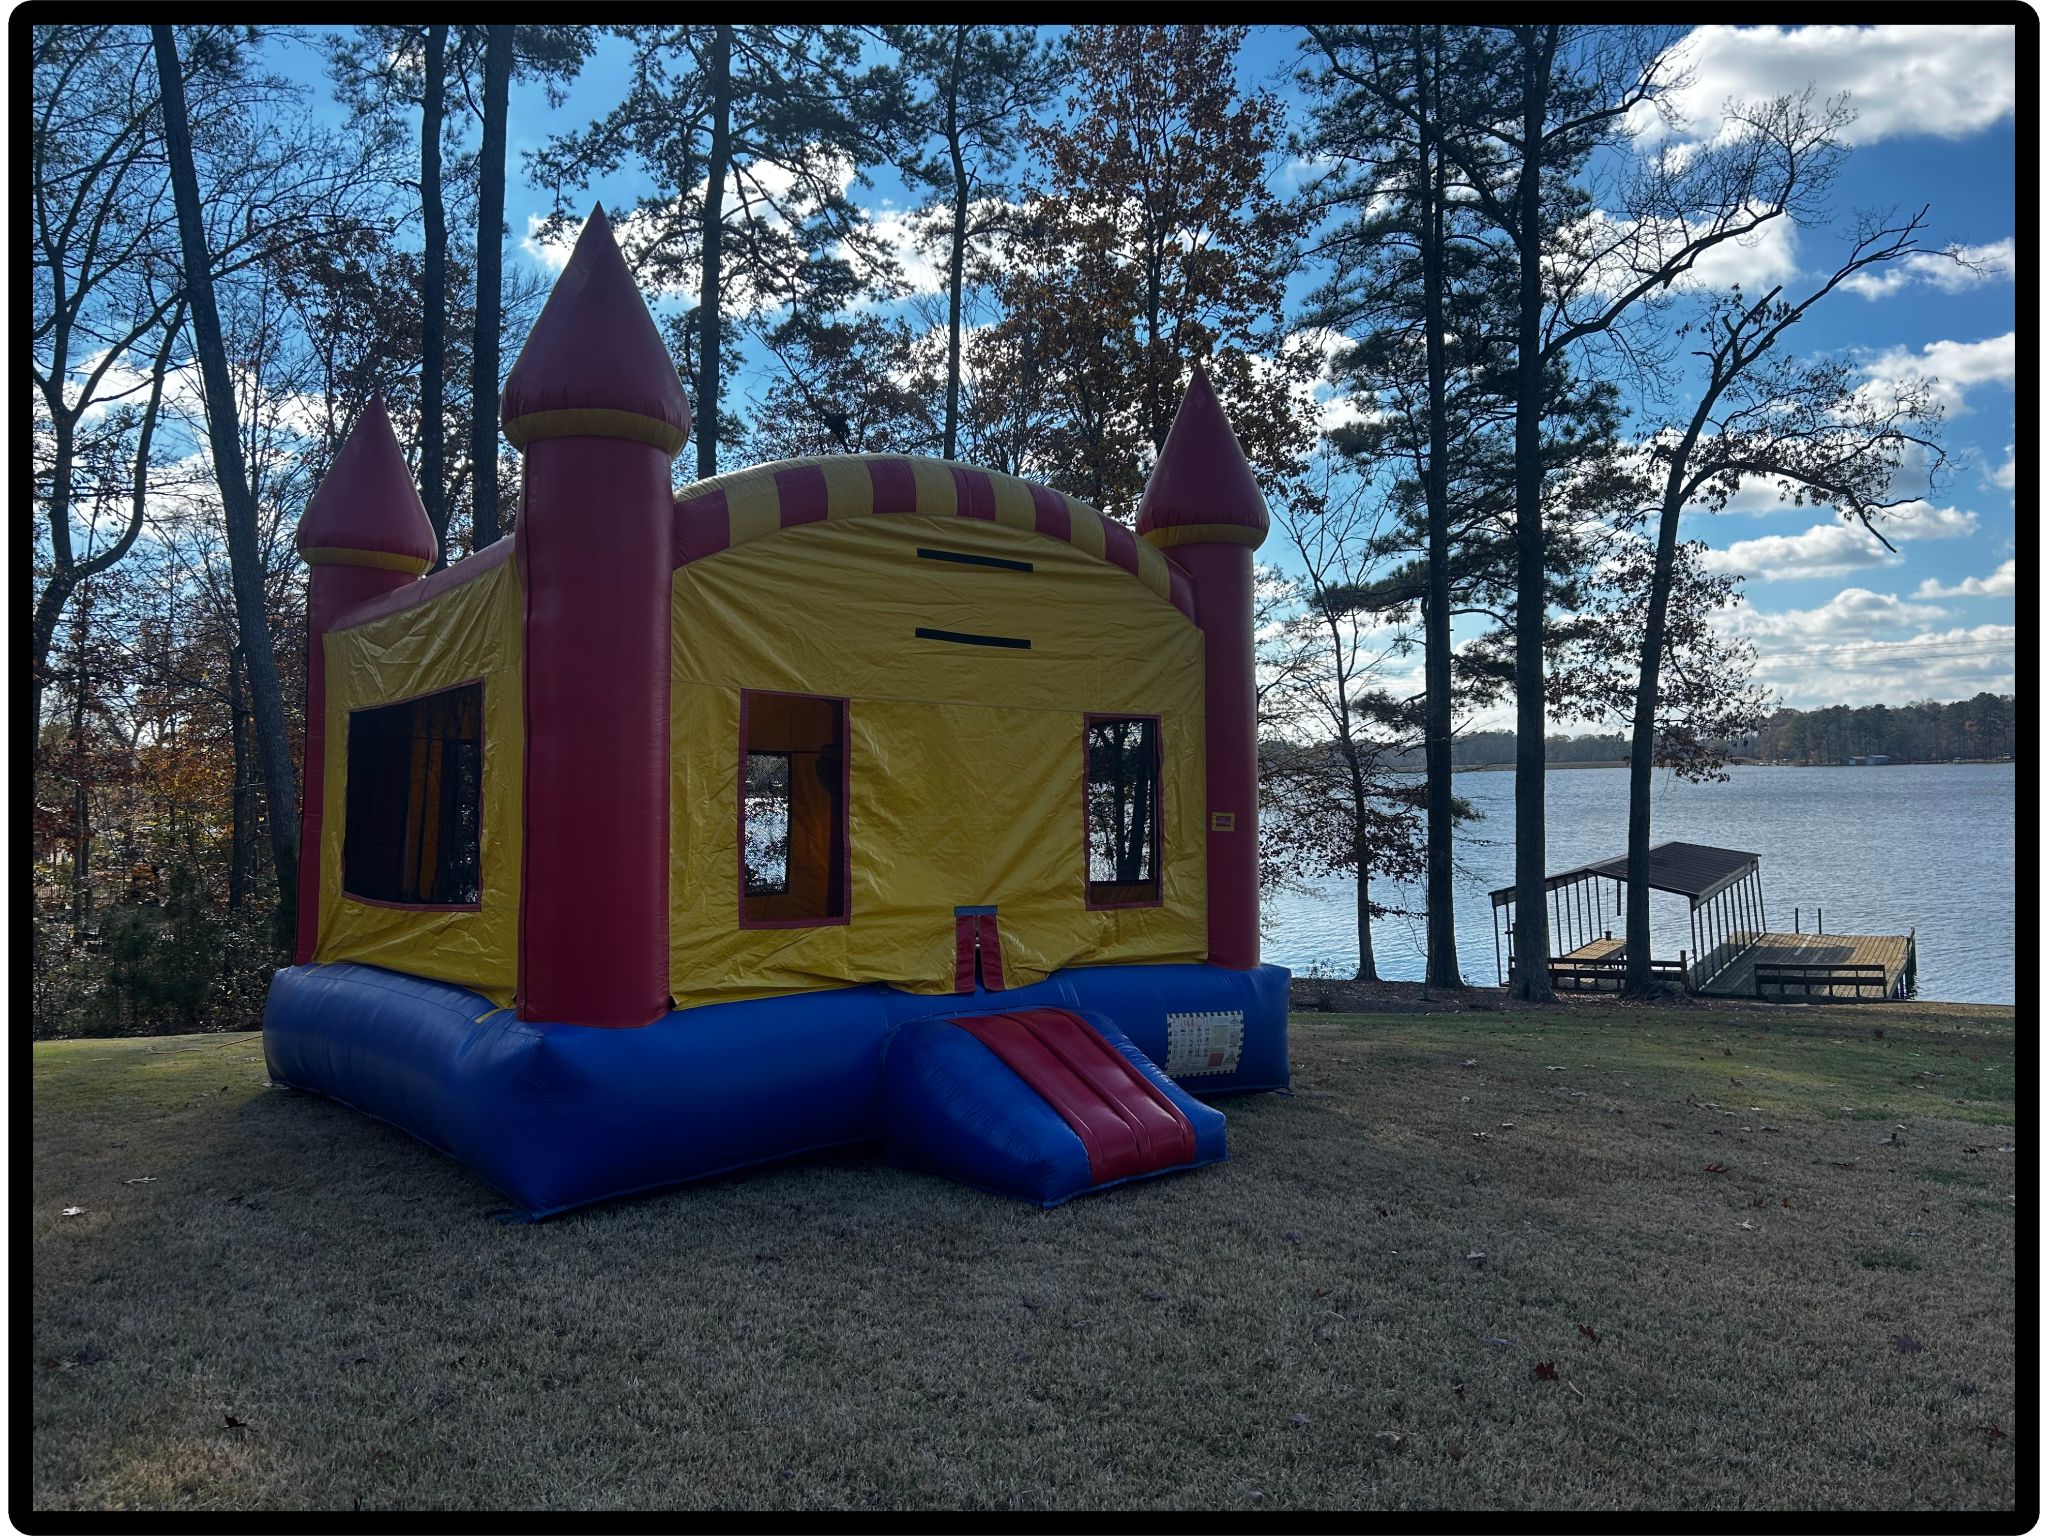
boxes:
[30,1000,2018,1513]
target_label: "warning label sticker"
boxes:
[1165,1010,1244,1077]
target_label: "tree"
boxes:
[887,25,1059,460]
[31,23,373,759]
[532,24,903,481]
[972,24,1315,520]
[151,24,299,913]
[469,25,512,548]
[1263,458,1433,980]
[1438,26,1855,999]
[1611,207,1951,992]
[1300,23,1512,988]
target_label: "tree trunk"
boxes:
[1354,852,1378,983]
[943,26,968,461]
[68,606,91,937]
[151,25,300,919]
[1418,29,1461,990]
[1625,406,1713,994]
[470,23,512,549]
[420,24,449,563]
[1508,26,1555,1002]
[228,640,250,911]
[697,24,733,483]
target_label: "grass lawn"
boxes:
[30,999,2019,1512]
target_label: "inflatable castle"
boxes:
[262,207,1289,1217]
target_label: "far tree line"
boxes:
[34,23,1981,1035]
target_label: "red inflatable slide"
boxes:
[951,1008,1197,1185]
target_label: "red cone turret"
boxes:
[502,204,692,459]
[1135,364,1268,552]
[297,394,436,573]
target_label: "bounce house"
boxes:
[262,207,1289,1217]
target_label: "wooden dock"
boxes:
[1696,931,1918,1001]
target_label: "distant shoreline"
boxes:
[1450,757,2015,773]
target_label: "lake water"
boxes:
[1261,763,2019,1005]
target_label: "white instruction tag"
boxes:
[1165,1010,1244,1077]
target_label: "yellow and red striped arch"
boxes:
[673,455,1196,621]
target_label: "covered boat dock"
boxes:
[1490,841,1917,1000]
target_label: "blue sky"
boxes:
[268,23,2018,721]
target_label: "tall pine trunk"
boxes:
[470,24,511,547]
[1418,29,1460,990]
[420,24,448,562]
[942,25,968,461]
[1508,26,1555,1002]
[151,24,300,920]
[697,24,733,483]
[1354,849,1378,983]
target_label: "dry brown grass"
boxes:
[28,999,2018,1513]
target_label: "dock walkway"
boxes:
[1697,931,1917,1000]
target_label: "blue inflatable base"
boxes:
[262,960,1289,1218]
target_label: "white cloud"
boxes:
[1840,237,2014,299]
[1632,25,2017,148]
[1987,443,2015,492]
[1857,332,2015,418]
[1703,500,1977,580]
[1915,559,2016,600]
[1723,586,1948,641]
[1712,589,2015,709]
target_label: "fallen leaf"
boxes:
[1447,1442,1468,1462]
[1890,1335,1925,1354]
[1486,1337,1513,1349]
[1375,1431,1405,1453]
[1471,1131,1490,1141]
[123,1178,157,1186]
[1578,1324,1600,1344]
[1144,1289,1168,1302]
[1291,1412,1311,1427]
[1982,1423,2005,1442]
[224,1415,249,1431]
[60,1207,84,1217]
[1703,1163,1729,1175]
[1532,1361,1559,1382]
[1781,1197,1793,1209]
[1284,1230,1302,1243]
[1498,1121,1515,1129]
[1739,1219,1755,1230]
[1020,1296,1044,1310]
[1463,1059,1477,1068]
[1834,1161,1858,1170]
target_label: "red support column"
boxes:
[501,206,692,1028]
[1176,540,1260,968]
[514,438,675,1025]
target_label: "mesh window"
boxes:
[741,693,847,924]
[342,684,483,906]
[1086,716,1160,905]
[742,752,792,896]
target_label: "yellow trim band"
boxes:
[504,407,689,458]
[302,546,433,574]
[1140,522,1267,551]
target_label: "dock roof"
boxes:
[1489,841,1760,910]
